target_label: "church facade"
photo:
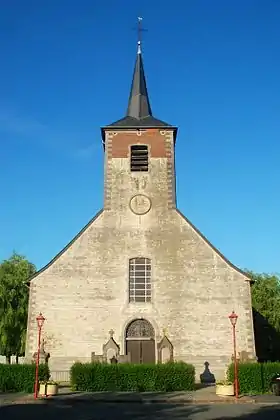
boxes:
[25,43,256,381]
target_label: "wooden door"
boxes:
[126,339,155,364]
[141,339,155,364]
[126,340,141,363]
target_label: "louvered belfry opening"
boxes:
[130,145,149,172]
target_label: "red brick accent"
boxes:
[109,130,168,158]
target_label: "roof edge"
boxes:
[28,207,250,285]
[176,209,252,282]
[28,209,104,282]
[102,125,177,130]
[101,126,178,143]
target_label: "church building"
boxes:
[25,39,256,381]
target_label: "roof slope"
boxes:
[28,208,250,283]
[176,209,251,281]
[28,209,103,282]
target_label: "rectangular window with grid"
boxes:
[129,257,151,303]
[130,145,149,172]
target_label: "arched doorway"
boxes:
[126,319,155,364]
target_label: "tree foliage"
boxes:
[0,253,36,362]
[246,271,280,361]
[247,271,280,332]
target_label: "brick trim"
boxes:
[25,282,37,357]
[245,283,257,357]
[104,132,114,209]
[164,131,176,209]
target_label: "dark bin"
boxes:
[270,374,280,396]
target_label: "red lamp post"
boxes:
[34,313,45,399]
[229,310,239,399]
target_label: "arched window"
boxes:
[126,319,155,338]
[130,145,149,172]
[129,258,151,303]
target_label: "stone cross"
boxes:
[109,329,114,338]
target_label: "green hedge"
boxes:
[0,363,50,393]
[71,362,195,392]
[227,362,280,394]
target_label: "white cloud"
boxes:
[0,109,47,137]
[0,107,98,159]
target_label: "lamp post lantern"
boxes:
[229,310,239,399]
[34,313,45,399]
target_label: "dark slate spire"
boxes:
[126,41,152,120]
[103,18,176,131]
[106,46,171,128]
[105,48,170,128]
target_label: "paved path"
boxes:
[1,400,280,419]
[0,387,254,405]
[1,385,280,420]
[51,387,255,404]
[1,385,280,406]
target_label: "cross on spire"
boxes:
[137,17,143,54]
[102,17,174,130]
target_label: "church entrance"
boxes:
[126,319,155,364]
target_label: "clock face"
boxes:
[129,194,151,215]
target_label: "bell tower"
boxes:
[101,31,177,216]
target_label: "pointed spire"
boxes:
[103,18,174,130]
[126,46,152,120]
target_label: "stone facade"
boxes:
[25,128,256,381]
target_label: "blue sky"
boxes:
[0,0,279,274]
